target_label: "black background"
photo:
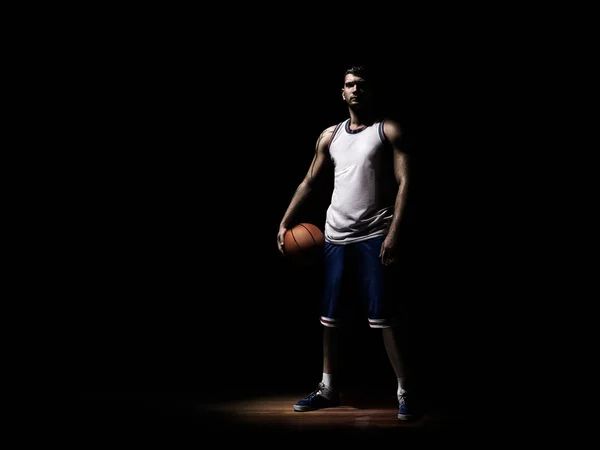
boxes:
[61,9,556,433]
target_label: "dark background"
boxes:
[62,10,554,432]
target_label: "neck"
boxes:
[348,107,374,128]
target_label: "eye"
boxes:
[344,80,368,89]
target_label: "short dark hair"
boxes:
[344,65,370,81]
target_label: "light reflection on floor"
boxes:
[197,392,441,432]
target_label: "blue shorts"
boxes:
[320,236,400,328]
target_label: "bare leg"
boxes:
[323,325,339,375]
[382,325,407,379]
[293,325,342,411]
[383,325,419,419]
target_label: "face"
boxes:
[341,73,371,107]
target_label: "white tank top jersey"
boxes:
[325,118,399,245]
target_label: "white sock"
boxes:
[322,373,335,389]
[397,377,407,397]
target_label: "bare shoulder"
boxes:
[315,124,338,150]
[320,124,338,139]
[382,118,403,142]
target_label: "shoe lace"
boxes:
[398,392,407,405]
[309,382,326,399]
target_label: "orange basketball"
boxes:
[283,223,325,263]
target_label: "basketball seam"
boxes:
[299,223,317,244]
[290,229,301,249]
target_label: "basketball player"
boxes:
[276,65,419,420]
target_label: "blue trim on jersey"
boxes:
[327,121,346,150]
[378,120,387,143]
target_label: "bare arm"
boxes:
[380,118,411,265]
[277,126,335,255]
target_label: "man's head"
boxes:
[341,65,373,109]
